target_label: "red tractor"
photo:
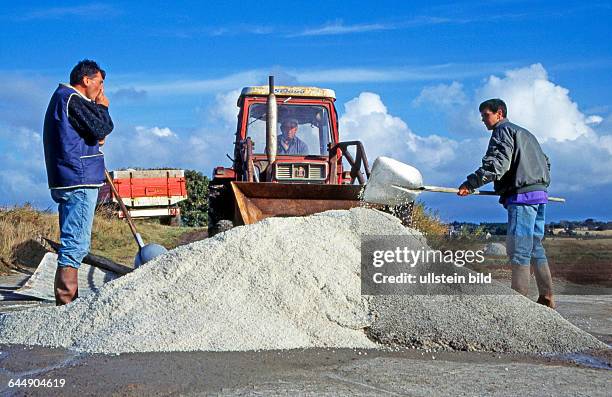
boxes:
[208,77,372,235]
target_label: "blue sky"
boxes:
[1,1,611,222]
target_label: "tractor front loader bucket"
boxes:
[231,182,364,225]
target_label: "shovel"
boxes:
[104,170,168,267]
[363,156,565,205]
[391,184,566,202]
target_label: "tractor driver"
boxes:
[278,118,309,155]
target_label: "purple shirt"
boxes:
[505,191,548,206]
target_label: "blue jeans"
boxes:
[51,187,99,269]
[506,203,548,266]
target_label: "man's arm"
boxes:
[67,95,114,141]
[463,127,514,190]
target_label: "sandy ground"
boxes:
[0,271,610,396]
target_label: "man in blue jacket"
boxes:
[458,99,555,308]
[43,60,113,305]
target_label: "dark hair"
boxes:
[479,98,507,118]
[69,59,106,86]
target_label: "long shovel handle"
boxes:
[392,184,566,203]
[104,169,145,248]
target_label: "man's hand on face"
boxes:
[457,183,472,196]
[95,87,110,107]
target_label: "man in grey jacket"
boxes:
[458,99,555,308]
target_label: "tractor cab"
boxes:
[234,85,342,184]
[208,78,371,235]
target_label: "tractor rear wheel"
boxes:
[212,219,234,235]
[208,182,234,237]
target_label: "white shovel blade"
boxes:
[363,156,423,205]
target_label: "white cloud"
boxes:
[292,16,454,37]
[18,4,120,20]
[292,63,511,84]
[210,89,241,127]
[138,71,262,95]
[111,87,147,103]
[135,126,176,138]
[0,170,49,207]
[105,125,179,169]
[0,73,53,131]
[123,63,514,96]
[595,114,612,134]
[105,91,239,174]
[295,21,391,37]
[601,134,612,153]
[413,81,467,107]
[209,25,273,36]
[468,64,612,192]
[476,63,594,142]
[542,133,612,192]
[0,126,49,207]
[585,115,603,125]
[340,92,408,158]
[339,70,612,197]
[0,74,60,207]
[339,92,459,170]
[14,127,42,150]
[466,64,612,193]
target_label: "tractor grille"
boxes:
[276,165,292,179]
[275,163,327,182]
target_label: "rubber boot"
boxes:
[54,266,79,306]
[533,264,556,309]
[511,265,530,297]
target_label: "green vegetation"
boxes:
[410,202,448,236]
[179,170,209,227]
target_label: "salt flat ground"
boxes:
[0,294,609,397]
[0,228,609,395]
[0,343,609,396]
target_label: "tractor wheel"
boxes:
[208,183,233,237]
[169,213,182,227]
[212,219,234,235]
[159,213,181,226]
[208,219,234,236]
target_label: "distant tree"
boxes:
[454,224,486,239]
[495,224,507,235]
[179,170,209,227]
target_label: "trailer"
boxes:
[98,169,188,225]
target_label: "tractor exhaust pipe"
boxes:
[265,76,277,166]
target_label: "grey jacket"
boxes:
[277,135,309,155]
[464,119,550,198]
